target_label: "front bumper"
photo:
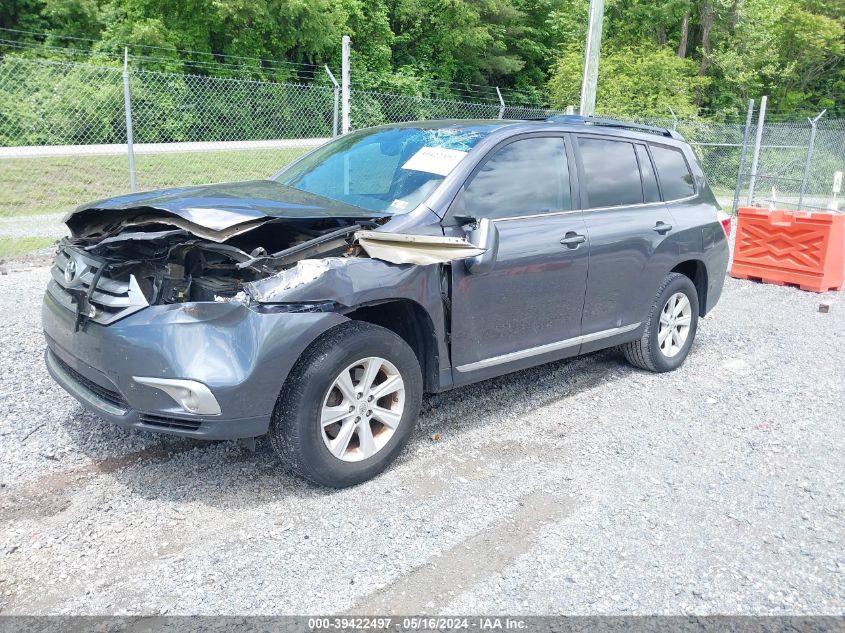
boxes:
[42,292,345,440]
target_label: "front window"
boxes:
[273,125,498,214]
[461,137,571,220]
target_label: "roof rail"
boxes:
[545,115,682,140]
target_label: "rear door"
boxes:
[448,135,590,379]
[574,135,679,349]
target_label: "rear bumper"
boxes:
[42,291,345,440]
[705,239,730,315]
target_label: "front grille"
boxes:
[139,414,202,431]
[52,352,129,410]
[47,247,149,326]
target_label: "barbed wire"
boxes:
[0,27,340,75]
[4,27,839,120]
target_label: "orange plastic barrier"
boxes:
[730,207,844,293]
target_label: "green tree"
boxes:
[2,0,843,119]
[548,44,708,117]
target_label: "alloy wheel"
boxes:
[657,292,693,358]
[320,357,406,462]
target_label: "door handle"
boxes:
[560,232,587,248]
[653,221,673,234]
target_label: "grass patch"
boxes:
[0,147,310,218]
[0,236,57,258]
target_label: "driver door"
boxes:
[447,135,590,382]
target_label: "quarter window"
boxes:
[577,138,644,208]
[651,145,695,200]
[636,145,661,203]
[461,137,571,219]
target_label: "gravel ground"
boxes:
[0,264,842,615]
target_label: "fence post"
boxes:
[731,98,755,215]
[798,109,826,212]
[668,106,678,131]
[341,35,351,134]
[122,47,137,192]
[495,87,505,120]
[746,94,767,206]
[324,65,340,137]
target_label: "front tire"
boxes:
[270,321,422,488]
[622,272,699,373]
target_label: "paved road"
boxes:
[0,138,326,159]
[0,267,842,615]
[0,213,67,241]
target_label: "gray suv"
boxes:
[43,116,729,487]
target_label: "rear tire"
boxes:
[269,321,422,488]
[622,272,699,373]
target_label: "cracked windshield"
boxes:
[273,125,499,214]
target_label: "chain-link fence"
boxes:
[738,118,845,213]
[1,55,844,258]
[0,57,332,219]
[129,67,336,192]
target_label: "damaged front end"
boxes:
[51,217,373,327]
[50,189,485,328]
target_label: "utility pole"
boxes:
[579,0,605,117]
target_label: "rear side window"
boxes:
[651,145,695,200]
[577,138,644,208]
[462,137,571,219]
[636,145,661,203]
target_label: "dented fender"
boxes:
[247,257,440,308]
[245,257,452,388]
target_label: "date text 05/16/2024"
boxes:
[307,617,528,630]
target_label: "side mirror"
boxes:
[464,217,499,275]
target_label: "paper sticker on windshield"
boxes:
[401,147,468,176]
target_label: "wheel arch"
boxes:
[670,259,708,316]
[343,299,440,393]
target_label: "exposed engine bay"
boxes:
[62,212,379,306]
[51,202,485,326]
[60,213,378,312]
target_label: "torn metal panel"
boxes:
[86,229,189,247]
[245,258,352,302]
[66,180,387,237]
[245,257,420,306]
[68,209,272,242]
[121,214,270,242]
[355,230,485,265]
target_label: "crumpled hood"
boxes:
[66,180,383,237]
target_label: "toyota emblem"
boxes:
[64,258,77,284]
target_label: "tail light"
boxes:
[717,211,732,239]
